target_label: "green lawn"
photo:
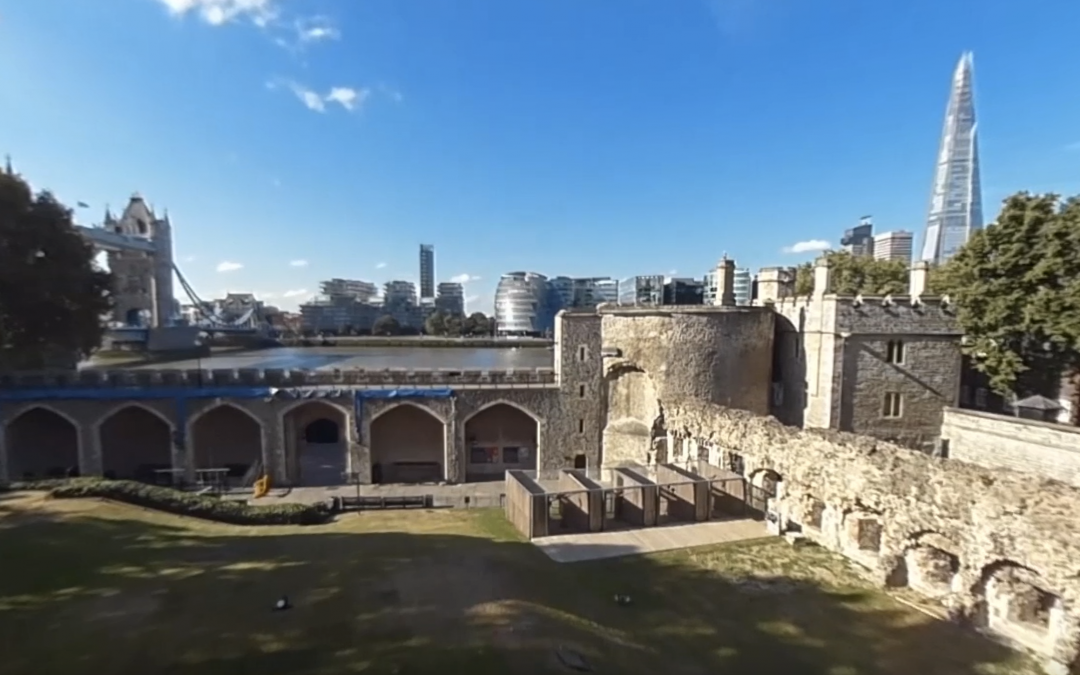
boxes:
[0,492,1037,675]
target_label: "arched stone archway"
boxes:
[886,531,961,598]
[191,404,264,486]
[464,402,539,482]
[603,366,661,468]
[970,560,1063,655]
[746,468,783,517]
[370,404,445,484]
[4,407,81,480]
[99,405,172,481]
[282,401,349,486]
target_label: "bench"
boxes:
[332,495,431,512]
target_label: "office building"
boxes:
[921,52,984,265]
[841,217,875,257]
[419,244,435,299]
[663,278,705,305]
[618,275,664,307]
[733,268,752,306]
[874,231,915,263]
[494,271,552,336]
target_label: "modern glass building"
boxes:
[618,275,664,306]
[920,52,984,265]
[494,271,551,336]
[419,244,435,299]
[732,268,752,306]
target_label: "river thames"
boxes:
[107,346,556,371]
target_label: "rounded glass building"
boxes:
[494,271,550,336]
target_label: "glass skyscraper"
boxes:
[920,52,984,265]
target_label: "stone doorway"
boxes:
[191,404,264,486]
[370,404,445,484]
[98,405,173,481]
[464,402,539,482]
[283,401,350,487]
[4,407,80,480]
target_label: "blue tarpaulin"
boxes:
[353,388,455,438]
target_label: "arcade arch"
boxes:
[98,404,173,481]
[4,406,80,480]
[463,401,539,482]
[190,404,264,484]
[282,400,349,486]
[370,403,445,484]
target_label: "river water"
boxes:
[114,346,556,371]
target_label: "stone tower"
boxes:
[105,194,175,327]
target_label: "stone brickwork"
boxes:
[769,257,963,448]
[941,408,1080,487]
[663,401,1080,675]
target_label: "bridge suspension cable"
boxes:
[172,262,261,329]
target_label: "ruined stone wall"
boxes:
[941,408,1080,487]
[665,400,1080,673]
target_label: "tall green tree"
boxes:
[372,315,400,336]
[793,250,909,296]
[932,192,1080,398]
[463,312,491,336]
[0,168,112,370]
[424,311,447,336]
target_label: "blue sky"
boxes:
[1,0,1078,313]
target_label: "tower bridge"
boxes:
[76,194,267,339]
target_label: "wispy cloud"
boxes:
[267,79,368,113]
[378,84,404,103]
[156,0,278,28]
[375,262,387,269]
[182,255,197,263]
[782,239,831,254]
[216,260,243,272]
[282,288,308,298]
[289,259,308,267]
[450,273,481,284]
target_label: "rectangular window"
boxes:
[886,340,905,365]
[882,392,903,418]
[469,447,499,464]
[578,418,585,433]
[579,345,589,362]
[502,447,521,464]
[975,388,988,408]
[578,384,586,398]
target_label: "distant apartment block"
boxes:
[435,282,466,317]
[320,278,378,302]
[841,216,875,257]
[419,244,435,299]
[874,230,915,263]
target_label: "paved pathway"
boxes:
[533,518,771,563]
[255,480,508,508]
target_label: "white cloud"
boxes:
[450,273,481,284]
[267,79,368,113]
[289,259,308,267]
[325,87,368,112]
[782,239,831,254]
[156,0,278,27]
[182,255,197,263]
[282,288,308,298]
[216,260,243,272]
[295,16,339,43]
[375,262,387,269]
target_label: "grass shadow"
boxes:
[0,493,1038,675]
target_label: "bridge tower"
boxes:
[105,194,176,327]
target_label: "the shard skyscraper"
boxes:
[919,52,984,265]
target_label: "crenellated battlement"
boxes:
[0,367,559,390]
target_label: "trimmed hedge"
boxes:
[5,478,331,526]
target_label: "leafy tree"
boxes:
[0,168,112,370]
[372,315,400,336]
[794,250,909,296]
[444,314,463,337]
[932,192,1080,400]
[463,312,491,336]
[424,311,447,336]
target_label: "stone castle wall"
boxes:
[665,401,1080,673]
[941,408,1080,487]
[0,367,558,389]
